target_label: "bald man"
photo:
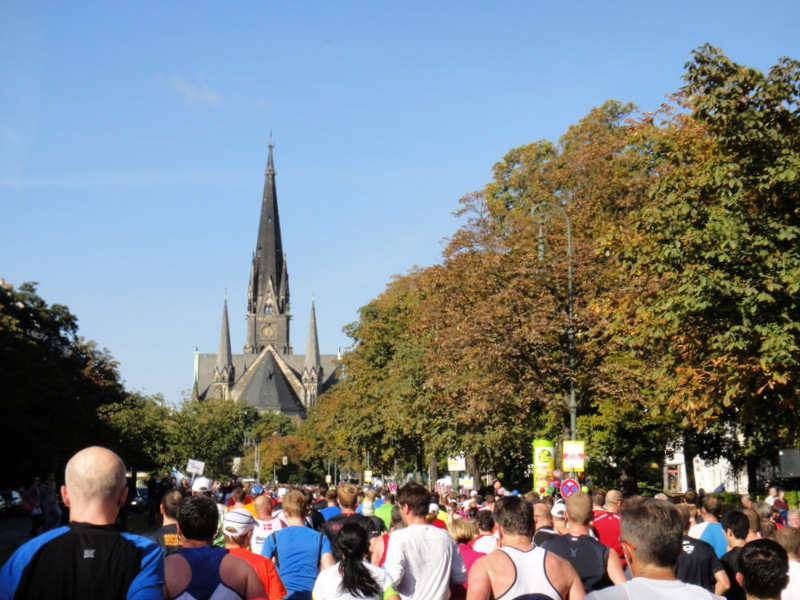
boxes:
[0,446,164,600]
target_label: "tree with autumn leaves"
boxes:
[305,46,800,493]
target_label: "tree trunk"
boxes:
[428,454,438,488]
[683,438,697,492]
[467,454,479,491]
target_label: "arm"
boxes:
[369,534,384,566]
[450,540,467,585]
[465,558,492,600]
[713,567,730,596]
[605,547,627,585]
[319,533,335,570]
[383,533,406,589]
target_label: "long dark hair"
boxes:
[337,523,381,598]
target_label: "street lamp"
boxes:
[531,201,577,441]
[243,433,261,485]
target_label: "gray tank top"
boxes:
[496,546,562,600]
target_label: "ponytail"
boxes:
[337,522,381,598]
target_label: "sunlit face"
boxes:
[789,512,800,528]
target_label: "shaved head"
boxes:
[254,495,272,515]
[65,446,127,505]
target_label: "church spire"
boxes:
[245,141,291,355]
[213,295,234,389]
[302,299,322,407]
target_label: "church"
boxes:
[192,144,339,417]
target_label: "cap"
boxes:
[277,487,288,499]
[429,503,439,514]
[551,502,567,519]
[192,477,211,493]
[251,485,263,495]
[223,508,256,536]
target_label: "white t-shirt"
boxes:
[471,534,498,555]
[250,517,285,556]
[784,560,800,600]
[312,561,397,600]
[384,523,466,600]
[585,577,723,600]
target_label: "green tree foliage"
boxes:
[0,283,126,483]
[618,46,800,485]
[164,396,260,479]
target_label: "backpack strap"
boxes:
[271,531,280,569]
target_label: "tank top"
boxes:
[379,533,390,567]
[495,546,562,600]
[173,546,244,600]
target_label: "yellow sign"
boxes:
[364,470,373,482]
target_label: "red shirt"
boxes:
[593,511,623,561]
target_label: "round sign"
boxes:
[388,482,398,493]
[560,478,580,498]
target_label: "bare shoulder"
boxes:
[221,554,265,598]
[164,554,190,599]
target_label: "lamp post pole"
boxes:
[531,201,577,441]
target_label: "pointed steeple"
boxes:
[245,141,292,355]
[302,299,322,407]
[213,295,235,385]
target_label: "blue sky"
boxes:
[2,2,799,406]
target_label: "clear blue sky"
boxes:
[3,2,799,406]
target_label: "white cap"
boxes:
[551,502,567,519]
[222,508,255,536]
[429,503,439,514]
[192,476,211,493]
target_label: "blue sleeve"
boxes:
[123,533,165,600]
[0,526,68,600]
[321,533,332,555]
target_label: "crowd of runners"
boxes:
[1,446,799,600]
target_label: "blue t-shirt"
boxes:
[319,506,341,521]
[699,522,728,558]
[261,525,331,600]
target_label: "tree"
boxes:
[0,283,127,484]
[618,46,800,490]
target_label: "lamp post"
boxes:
[531,201,577,441]
[243,433,261,485]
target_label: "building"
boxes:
[192,144,338,417]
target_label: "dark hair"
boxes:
[396,482,430,517]
[620,498,682,568]
[683,489,698,505]
[721,509,749,541]
[493,495,534,537]
[337,523,381,598]
[177,494,219,542]
[161,489,184,519]
[738,538,789,599]
[475,509,495,533]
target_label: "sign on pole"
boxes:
[448,453,466,472]
[533,440,555,492]
[364,470,373,483]
[562,441,585,473]
[187,459,205,476]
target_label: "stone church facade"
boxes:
[192,144,339,417]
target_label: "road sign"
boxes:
[561,478,580,497]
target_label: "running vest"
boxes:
[173,546,243,600]
[495,546,561,600]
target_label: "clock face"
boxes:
[262,325,274,337]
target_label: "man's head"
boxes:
[737,538,789,600]
[254,494,273,519]
[232,488,247,504]
[62,446,128,520]
[592,489,606,509]
[701,494,722,522]
[744,508,761,537]
[161,489,184,521]
[619,498,683,570]
[768,486,778,498]
[741,493,754,509]
[493,495,534,538]
[475,509,495,534]
[774,525,800,561]
[684,489,698,505]
[177,494,219,543]
[605,490,623,513]
[396,482,431,518]
[338,483,359,510]
[533,501,553,530]
[565,491,593,527]
[282,489,308,519]
[222,508,256,547]
[191,476,212,495]
[721,509,749,544]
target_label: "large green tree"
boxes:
[618,46,800,490]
